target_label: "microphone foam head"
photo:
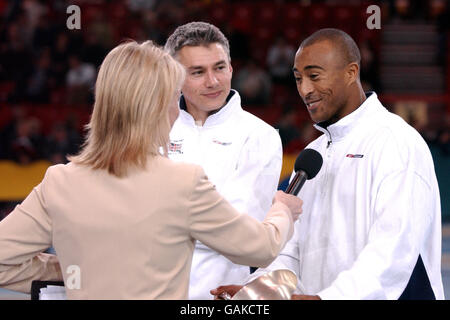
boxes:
[294,148,323,179]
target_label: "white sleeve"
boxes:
[219,127,283,221]
[318,168,434,300]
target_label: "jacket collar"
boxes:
[178,90,242,127]
[313,91,383,142]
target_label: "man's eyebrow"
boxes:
[187,65,204,71]
[188,60,227,71]
[292,65,325,72]
[304,65,325,71]
[214,60,227,65]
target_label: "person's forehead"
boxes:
[177,43,228,67]
[294,40,337,71]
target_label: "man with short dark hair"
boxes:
[212,28,444,300]
[165,22,283,300]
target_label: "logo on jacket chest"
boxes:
[346,153,364,158]
[169,139,184,154]
[212,139,232,146]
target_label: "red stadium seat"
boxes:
[208,3,230,26]
[230,3,255,34]
[0,0,7,16]
[256,2,281,25]
[253,25,277,48]
[80,3,103,26]
[282,3,307,24]
[107,1,127,21]
[272,84,291,107]
[0,81,15,102]
[331,5,358,36]
[0,104,13,130]
[283,26,305,47]
[305,4,331,34]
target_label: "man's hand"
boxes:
[291,294,321,300]
[210,285,243,300]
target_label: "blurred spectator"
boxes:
[286,121,319,152]
[11,10,34,48]
[436,129,450,156]
[141,10,166,45]
[0,105,26,159]
[26,47,53,103]
[0,21,33,102]
[225,24,250,62]
[31,12,54,49]
[126,0,160,12]
[233,59,272,106]
[66,54,96,105]
[7,117,45,165]
[82,32,108,68]
[393,100,429,132]
[155,1,186,39]
[44,121,81,164]
[389,0,430,21]
[359,40,381,92]
[266,36,296,86]
[0,202,20,222]
[433,0,449,65]
[51,31,71,84]
[87,11,115,50]
[22,0,47,29]
[423,113,450,156]
[428,0,447,21]
[275,104,301,148]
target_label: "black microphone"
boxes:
[285,148,323,196]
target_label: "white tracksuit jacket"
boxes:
[248,92,444,299]
[168,90,283,299]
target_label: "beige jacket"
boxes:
[0,156,293,299]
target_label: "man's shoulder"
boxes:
[158,156,200,174]
[369,107,428,149]
[360,107,434,171]
[238,108,279,135]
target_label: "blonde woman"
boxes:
[0,41,302,299]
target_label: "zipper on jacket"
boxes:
[325,128,332,149]
[327,140,332,148]
[319,129,332,196]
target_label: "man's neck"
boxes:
[317,87,367,129]
[181,91,234,126]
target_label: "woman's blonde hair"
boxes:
[69,40,185,177]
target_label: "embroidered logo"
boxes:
[169,140,183,154]
[346,154,364,158]
[212,139,232,146]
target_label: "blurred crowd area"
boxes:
[0,0,449,165]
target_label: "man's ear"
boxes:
[346,62,359,85]
[229,61,233,74]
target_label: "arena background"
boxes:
[0,0,449,299]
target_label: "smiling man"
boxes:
[292,30,366,126]
[213,28,444,300]
[164,22,283,300]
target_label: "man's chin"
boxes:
[308,111,322,124]
[203,100,227,112]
